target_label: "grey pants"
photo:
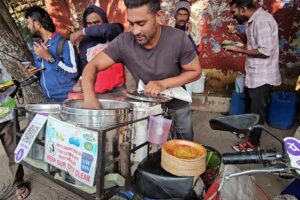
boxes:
[171,104,194,140]
[0,121,24,186]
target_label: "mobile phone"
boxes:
[185,23,190,31]
[21,61,31,65]
[21,61,32,69]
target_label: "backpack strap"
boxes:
[57,37,67,61]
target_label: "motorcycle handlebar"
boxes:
[222,150,283,165]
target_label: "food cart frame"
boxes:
[13,107,172,200]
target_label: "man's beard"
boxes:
[236,17,245,25]
[175,23,186,31]
[31,30,41,38]
[234,15,249,25]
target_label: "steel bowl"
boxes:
[60,99,133,130]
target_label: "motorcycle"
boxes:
[107,114,300,199]
[207,113,300,200]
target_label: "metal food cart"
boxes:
[13,92,172,200]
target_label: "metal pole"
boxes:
[119,142,131,186]
[95,130,106,199]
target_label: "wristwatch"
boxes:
[47,56,56,64]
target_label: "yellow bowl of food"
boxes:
[161,140,207,177]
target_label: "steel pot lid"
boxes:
[26,104,61,113]
[123,90,172,103]
[60,99,133,130]
[61,99,132,116]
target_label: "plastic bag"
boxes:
[147,116,172,144]
[0,98,16,118]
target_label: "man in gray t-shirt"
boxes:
[82,0,202,140]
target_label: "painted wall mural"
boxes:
[48,0,300,93]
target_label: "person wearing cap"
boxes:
[169,0,200,53]
[70,5,126,95]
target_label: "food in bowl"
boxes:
[161,140,207,176]
[172,145,199,159]
[163,139,206,160]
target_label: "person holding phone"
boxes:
[169,0,200,54]
[24,6,78,102]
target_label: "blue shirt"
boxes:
[33,33,78,100]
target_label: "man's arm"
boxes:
[224,46,269,58]
[82,51,115,108]
[144,56,202,95]
[57,41,78,78]
[85,23,123,41]
[70,23,122,45]
[225,21,275,58]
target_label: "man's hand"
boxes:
[33,42,51,60]
[223,45,244,53]
[144,80,167,95]
[70,30,84,45]
[185,22,192,36]
[83,96,102,109]
[26,66,41,75]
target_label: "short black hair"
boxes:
[124,0,160,14]
[24,6,55,32]
[230,0,256,9]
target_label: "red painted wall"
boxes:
[46,0,300,75]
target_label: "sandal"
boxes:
[15,183,30,200]
[233,132,246,139]
[232,140,257,152]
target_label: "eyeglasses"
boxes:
[86,20,101,25]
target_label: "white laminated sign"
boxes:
[15,113,48,163]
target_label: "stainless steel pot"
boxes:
[26,103,61,138]
[60,99,133,130]
[25,103,61,160]
[26,104,61,120]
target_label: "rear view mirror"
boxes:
[209,114,259,133]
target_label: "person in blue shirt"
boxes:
[24,6,78,102]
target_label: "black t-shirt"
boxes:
[104,25,197,109]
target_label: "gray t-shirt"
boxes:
[104,25,197,108]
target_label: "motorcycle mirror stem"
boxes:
[250,125,290,162]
